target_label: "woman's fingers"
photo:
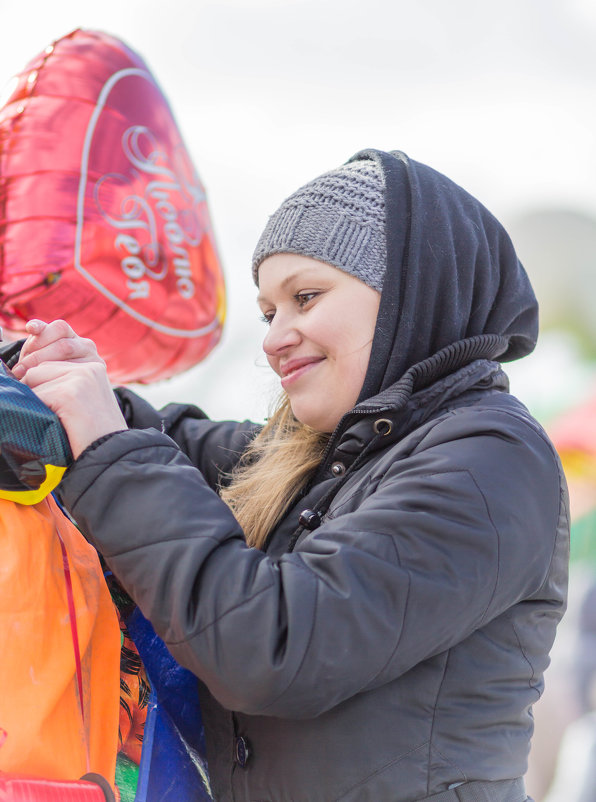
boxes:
[14,319,101,379]
[20,360,127,459]
[24,319,47,337]
[20,319,73,358]
[10,319,126,458]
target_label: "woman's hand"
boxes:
[12,319,128,459]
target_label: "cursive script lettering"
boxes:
[94,125,206,302]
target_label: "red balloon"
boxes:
[0,28,225,383]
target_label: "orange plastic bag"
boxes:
[0,496,120,784]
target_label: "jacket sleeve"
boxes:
[56,407,567,719]
[0,338,25,368]
[114,387,260,489]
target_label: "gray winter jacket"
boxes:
[54,150,569,801]
[55,357,568,801]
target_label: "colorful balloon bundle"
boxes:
[0,28,221,800]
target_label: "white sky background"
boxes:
[1,0,596,423]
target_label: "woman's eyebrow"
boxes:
[257,271,303,304]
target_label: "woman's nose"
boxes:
[262,313,301,356]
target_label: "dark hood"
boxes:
[353,150,538,403]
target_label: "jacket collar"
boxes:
[286,354,509,553]
[317,354,509,477]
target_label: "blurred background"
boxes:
[1,1,596,799]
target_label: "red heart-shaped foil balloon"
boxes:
[0,28,225,383]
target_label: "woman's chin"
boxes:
[291,403,338,434]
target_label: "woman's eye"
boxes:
[295,292,318,308]
[260,311,275,325]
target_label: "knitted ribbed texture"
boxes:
[252,160,386,291]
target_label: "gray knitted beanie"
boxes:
[252,158,386,291]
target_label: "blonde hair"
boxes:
[220,393,329,550]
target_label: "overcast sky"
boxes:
[1,0,595,422]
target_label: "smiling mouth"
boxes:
[280,357,325,386]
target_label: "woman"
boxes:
[12,149,568,801]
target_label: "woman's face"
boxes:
[258,254,380,433]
